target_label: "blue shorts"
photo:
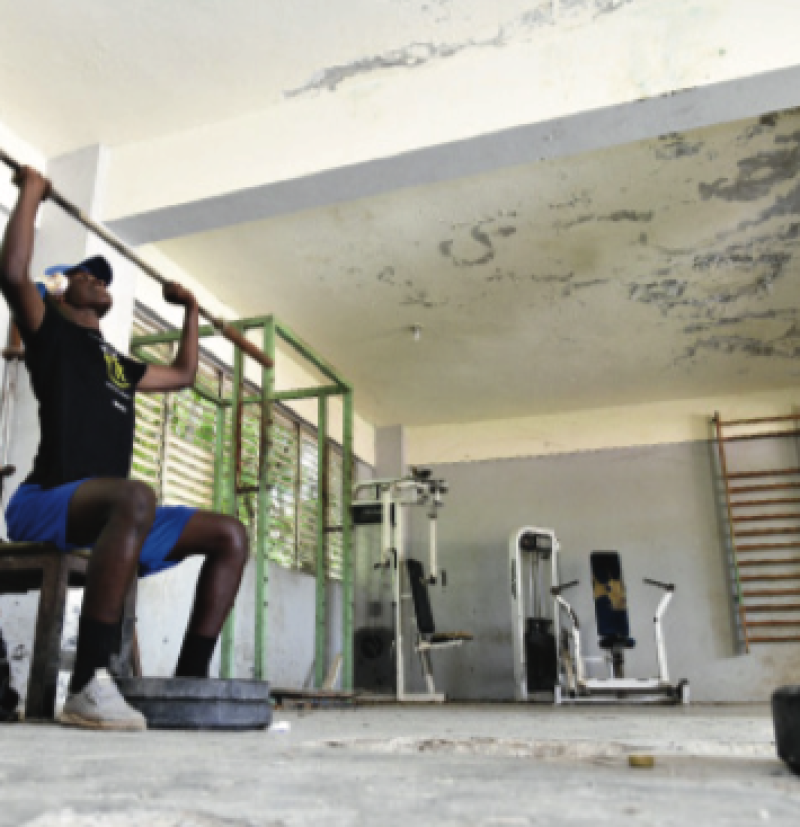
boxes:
[5,479,197,577]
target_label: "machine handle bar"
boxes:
[551,580,579,596]
[644,578,675,592]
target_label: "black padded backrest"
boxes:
[590,551,630,640]
[406,558,436,634]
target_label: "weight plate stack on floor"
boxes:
[772,686,800,775]
[116,677,272,731]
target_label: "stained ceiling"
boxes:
[156,110,800,424]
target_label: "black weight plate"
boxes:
[116,677,272,731]
[772,685,800,775]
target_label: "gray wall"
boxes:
[405,440,800,702]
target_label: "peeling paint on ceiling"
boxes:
[283,0,645,98]
[156,107,800,425]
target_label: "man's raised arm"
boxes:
[0,167,49,335]
[137,282,199,393]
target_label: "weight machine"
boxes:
[510,527,689,705]
[353,469,472,702]
[509,527,561,702]
[554,551,690,704]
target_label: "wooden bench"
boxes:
[0,542,140,720]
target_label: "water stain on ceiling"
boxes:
[159,108,800,425]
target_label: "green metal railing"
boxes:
[131,314,354,689]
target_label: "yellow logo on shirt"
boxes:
[104,352,131,390]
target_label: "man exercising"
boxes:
[0,166,249,731]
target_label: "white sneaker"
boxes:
[59,669,147,731]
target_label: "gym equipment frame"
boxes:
[131,317,355,689]
[353,470,471,702]
[553,554,689,705]
[509,526,561,702]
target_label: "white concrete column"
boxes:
[375,425,407,479]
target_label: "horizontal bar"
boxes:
[733,513,800,523]
[743,589,800,597]
[728,468,800,480]
[719,429,800,443]
[276,321,350,391]
[741,573,800,582]
[748,635,800,643]
[746,619,800,627]
[234,314,274,331]
[731,498,800,508]
[271,385,343,402]
[736,527,800,537]
[131,326,219,345]
[730,483,800,494]
[717,414,800,427]
[738,543,800,552]
[0,146,271,370]
[739,558,800,567]
[743,603,800,613]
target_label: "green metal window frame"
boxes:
[130,311,355,690]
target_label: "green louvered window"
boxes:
[130,308,349,580]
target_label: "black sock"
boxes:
[69,616,120,694]
[175,633,217,678]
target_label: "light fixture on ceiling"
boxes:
[410,324,422,342]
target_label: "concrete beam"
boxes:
[108,65,800,246]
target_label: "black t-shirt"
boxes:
[19,301,148,489]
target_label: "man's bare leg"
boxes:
[165,511,249,677]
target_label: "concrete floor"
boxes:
[1,704,797,826]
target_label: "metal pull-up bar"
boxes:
[0,147,273,370]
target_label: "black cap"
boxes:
[64,255,113,286]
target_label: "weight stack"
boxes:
[773,686,800,775]
[354,627,396,694]
[524,617,558,693]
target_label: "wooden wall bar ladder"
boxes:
[713,412,800,651]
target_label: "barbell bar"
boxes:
[0,147,273,370]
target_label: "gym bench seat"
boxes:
[406,558,473,700]
[0,541,140,720]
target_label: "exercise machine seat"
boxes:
[406,559,473,643]
[591,551,636,650]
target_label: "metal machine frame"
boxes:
[553,575,690,705]
[353,469,468,702]
[509,527,561,702]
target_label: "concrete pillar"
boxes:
[375,425,407,479]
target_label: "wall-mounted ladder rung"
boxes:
[719,429,800,443]
[731,483,800,494]
[746,635,800,644]
[738,558,800,568]
[743,603,800,613]
[735,527,800,537]
[737,542,800,552]
[721,415,800,427]
[731,498,800,508]
[746,619,800,627]
[733,513,800,523]
[728,468,800,479]
[743,589,800,598]
[711,411,800,654]
[741,573,800,582]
